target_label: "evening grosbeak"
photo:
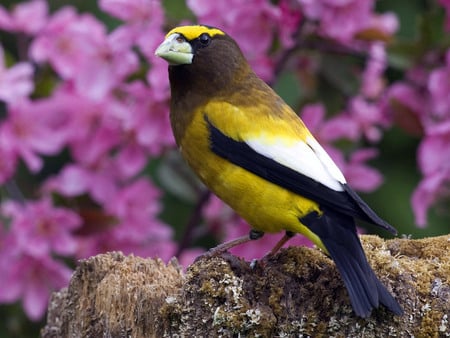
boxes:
[155,25,403,318]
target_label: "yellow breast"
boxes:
[178,101,325,249]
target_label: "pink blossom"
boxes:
[383,82,426,136]
[412,122,450,226]
[298,0,397,43]
[298,0,371,42]
[301,103,359,142]
[39,87,122,167]
[347,96,389,142]
[30,7,103,78]
[386,83,427,121]
[368,11,399,37]
[361,42,388,99]
[99,0,164,24]
[30,7,138,101]
[69,116,121,167]
[70,178,174,260]
[0,99,69,172]
[2,198,81,256]
[112,81,174,156]
[427,49,450,120]
[99,0,165,65]
[114,142,148,178]
[104,178,168,241]
[277,0,303,48]
[146,54,170,101]
[74,178,174,260]
[44,164,90,197]
[0,45,34,103]
[0,0,48,34]
[0,250,72,321]
[44,160,119,205]
[342,148,383,192]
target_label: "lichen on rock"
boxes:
[42,235,450,337]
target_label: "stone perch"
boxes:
[42,235,450,337]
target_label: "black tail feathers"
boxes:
[300,210,403,318]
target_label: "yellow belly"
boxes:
[179,113,325,250]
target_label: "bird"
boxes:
[155,24,403,318]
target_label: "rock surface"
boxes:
[42,235,450,337]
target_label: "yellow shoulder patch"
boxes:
[166,25,225,41]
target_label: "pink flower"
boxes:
[99,0,166,68]
[2,198,81,256]
[342,148,383,192]
[384,82,426,136]
[368,11,399,37]
[277,0,303,48]
[99,0,164,24]
[298,0,397,43]
[347,96,389,142]
[31,7,138,101]
[0,0,48,35]
[104,178,168,241]
[112,81,175,156]
[30,7,102,78]
[361,42,388,99]
[0,45,34,103]
[44,161,120,205]
[0,250,72,321]
[412,122,450,226]
[298,0,371,42]
[428,49,450,120]
[0,99,69,172]
[73,178,175,260]
[301,103,359,142]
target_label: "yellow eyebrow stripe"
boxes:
[166,25,225,41]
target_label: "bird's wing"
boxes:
[203,102,396,233]
[245,133,346,192]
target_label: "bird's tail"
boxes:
[300,210,403,318]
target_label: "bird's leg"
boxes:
[202,229,264,258]
[268,231,295,256]
[250,231,296,269]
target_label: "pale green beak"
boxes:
[155,33,194,65]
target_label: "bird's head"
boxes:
[155,25,251,91]
[155,25,227,66]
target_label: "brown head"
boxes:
[155,25,276,144]
[155,25,252,98]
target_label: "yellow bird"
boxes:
[155,25,403,318]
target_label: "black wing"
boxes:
[205,117,397,234]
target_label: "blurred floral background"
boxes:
[0,0,449,336]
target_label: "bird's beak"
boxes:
[155,33,194,65]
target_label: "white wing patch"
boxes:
[245,135,346,192]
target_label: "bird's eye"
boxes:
[176,36,186,43]
[199,33,211,47]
